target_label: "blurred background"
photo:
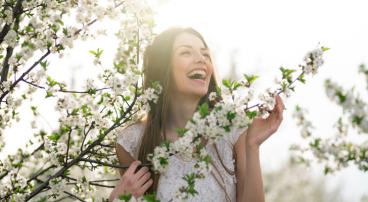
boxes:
[2,0,368,201]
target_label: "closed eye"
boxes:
[180,51,210,58]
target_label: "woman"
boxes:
[109,27,285,202]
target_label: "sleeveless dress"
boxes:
[116,122,247,202]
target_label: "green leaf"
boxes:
[149,80,160,88]
[188,118,196,124]
[0,55,3,59]
[222,79,230,88]
[321,46,330,51]
[215,105,222,111]
[54,134,62,141]
[224,125,231,132]
[64,170,70,176]
[246,111,257,119]
[71,108,79,116]
[203,155,211,164]
[159,157,168,165]
[174,128,189,137]
[226,112,236,119]
[16,55,22,61]
[47,41,52,49]
[47,135,55,141]
[63,28,68,36]
[295,105,301,111]
[45,91,53,98]
[324,167,329,175]
[233,81,241,90]
[118,190,133,201]
[39,60,47,69]
[88,89,96,95]
[198,103,210,118]
[197,143,203,151]
[215,86,221,94]
[160,140,170,149]
[243,74,259,86]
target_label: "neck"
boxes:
[166,93,201,136]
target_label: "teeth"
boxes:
[187,70,206,79]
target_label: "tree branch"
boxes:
[79,158,152,169]
[0,50,51,107]
[81,121,95,152]
[21,78,113,94]
[63,191,86,202]
[53,195,72,202]
[0,0,23,45]
[27,165,57,183]
[65,129,72,168]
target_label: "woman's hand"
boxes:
[246,94,285,150]
[109,161,153,201]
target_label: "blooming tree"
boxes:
[290,64,368,174]
[0,0,329,201]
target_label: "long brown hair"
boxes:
[117,27,238,201]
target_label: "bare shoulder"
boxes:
[116,122,146,176]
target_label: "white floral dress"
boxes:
[116,122,246,202]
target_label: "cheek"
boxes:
[172,58,188,88]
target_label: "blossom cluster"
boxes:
[71,176,97,198]
[325,75,368,134]
[0,171,32,202]
[290,105,368,173]
[50,177,67,197]
[302,47,325,75]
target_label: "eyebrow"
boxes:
[174,45,207,52]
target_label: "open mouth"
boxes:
[187,70,206,81]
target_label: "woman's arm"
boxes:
[235,130,247,201]
[235,131,265,202]
[235,95,285,202]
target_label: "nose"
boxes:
[194,51,206,64]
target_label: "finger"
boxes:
[126,161,142,176]
[137,171,151,187]
[277,94,285,109]
[138,178,153,194]
[133,166,150,180]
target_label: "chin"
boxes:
[190,88,208,98]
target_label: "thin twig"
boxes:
[79,158,152,169]
[21,78,113,94]
[63,191,86,202]
[65,129,72,168]
[81,121,95,152]
[27,165,57,183]
[53,195,72,202]
[0,50,51,107]
[90,178,120,183]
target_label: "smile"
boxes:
[187,70,206,81]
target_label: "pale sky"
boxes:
[1,0,368,201]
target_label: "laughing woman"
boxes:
[109,27,285,202]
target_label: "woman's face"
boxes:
[171,32,214,98]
